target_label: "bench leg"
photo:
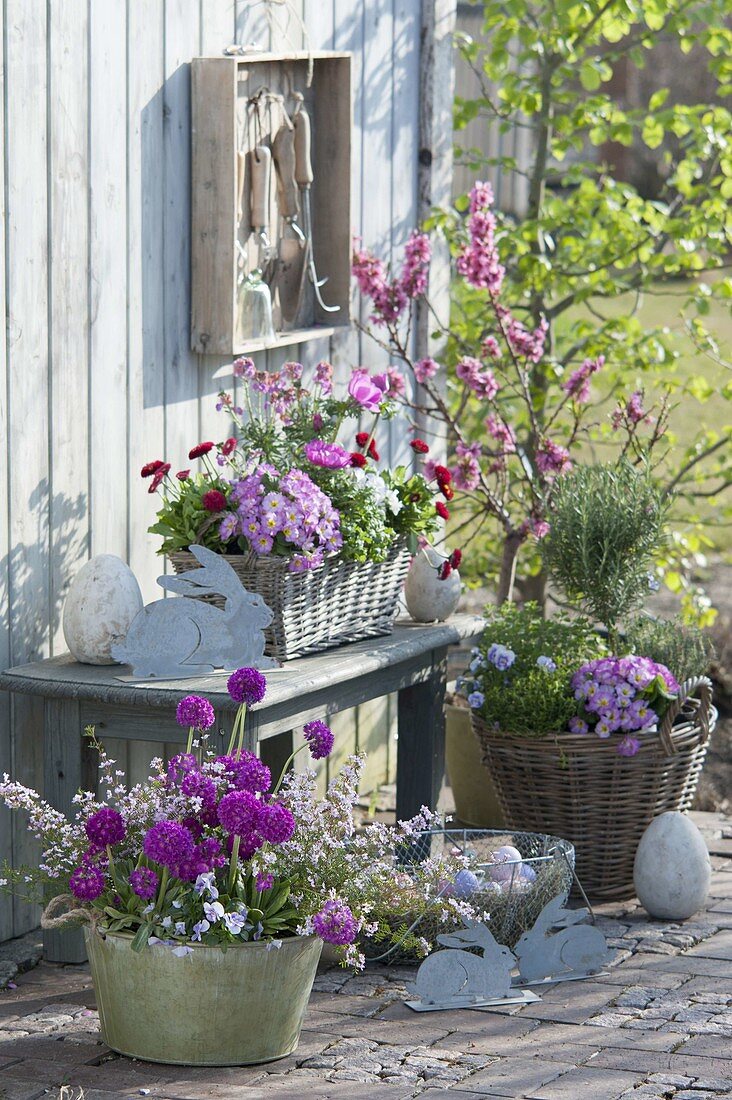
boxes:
[396,648,447,821]
[43,699,92,964]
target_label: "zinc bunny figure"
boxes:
[407,919,515,1006]
[514,895,611,983]
[111,545,278,677]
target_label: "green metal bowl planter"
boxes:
[86,929,322,1066]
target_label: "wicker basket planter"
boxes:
[473,677,715,900]
[169,538,411,662]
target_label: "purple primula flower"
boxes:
[85,807,126,848]
[143,821,196,873]
[176,695,215,731]
[227,667,267,706]
[256,872,274,892]
[180,771,217,809]
[219,514,239,542]
[129,867,159,900]
[467,691,485,709]
[69,863,105,902]
[259,802,296,845]
[568,716,588,735]
[215,752,271,794]
[303,439,352,469]
[595,719,612,738]
[303,719,335,760]
[217,790,261,836]
[618,735,642,757]
[313,899,358,945]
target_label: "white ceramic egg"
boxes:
[63,555,143,664]
[634,811,711,920]
[404,547,461,623]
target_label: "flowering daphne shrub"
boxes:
[145,359,449,572]
[354,183,665,602]
[0,669,445,968]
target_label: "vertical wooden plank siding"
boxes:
[0,0,451,940]
[89,2,129,559]
[0,2,10,943]
[5,0,49,935]
[48,0,90,654]
[127,0,166,605]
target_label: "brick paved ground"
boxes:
[1,812,731,1100]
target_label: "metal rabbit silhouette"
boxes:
[514,896,611,984]
[406,919,516,1009]
[111,545,278,677]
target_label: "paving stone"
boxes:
[526,1065,645,1099]
[455,1056,576,1097]
[0,1077,47,1100]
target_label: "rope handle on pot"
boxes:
[658,675,713,756]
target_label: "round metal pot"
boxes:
[85,927,323,1066]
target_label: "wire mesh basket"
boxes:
[360,825,575,966]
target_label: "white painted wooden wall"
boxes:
[0,0,455,941]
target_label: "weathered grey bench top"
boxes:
[0,615,484,711]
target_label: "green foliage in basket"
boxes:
[543,462,669,645]
[626,615,714,684]
[461,603,606,737]
[149,474,233,555]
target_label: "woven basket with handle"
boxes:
[473,676,715,900]
[169,538,411,662]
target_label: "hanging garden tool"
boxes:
[293,97,340,315]
[237,143,276,345]
[272,115,307,327]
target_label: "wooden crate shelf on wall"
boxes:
[191,51,352,356]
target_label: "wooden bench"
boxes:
[1,615,483,963]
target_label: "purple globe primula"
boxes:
[85,807,126,848]
[217,789,262,836]
[143,820,196,873]
[256,872,275,892]
[312,899,358,945]
[215,752,271,794]
[259,801,296,845]
[180,770,218,808]
[69,862,106,902]
[227,667,267,706]
[129,866,159,900]
[176,695,216,731]
[302,719,335,760]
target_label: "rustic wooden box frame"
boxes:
[191,51,352,356]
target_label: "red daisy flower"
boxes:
[434,465,451,484]
[221,437,237,456]
[350,452,368,468]
[148,464,171,493]
[141,460,165,478]
[410,439,429,454]
[176,469,190,481]
[441,483,455,501]
[189,441,214,460]
[439,561,453,580]
[449,548,463,569]
[355,431,379,460]
[202,489,227,513]
[436,501,450,520]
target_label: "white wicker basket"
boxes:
[169,538,411,662]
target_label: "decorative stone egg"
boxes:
[404,547,461,623]
[634,811,711,920]
[489,844,523,885]
[63,555,143,664]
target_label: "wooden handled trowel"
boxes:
[272,121,307,328]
